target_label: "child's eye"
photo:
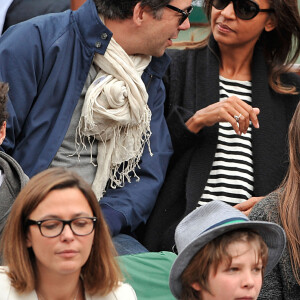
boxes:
[228,267,239,272]
[253,266,262,273]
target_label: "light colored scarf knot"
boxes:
[77,18,152,199]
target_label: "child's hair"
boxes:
[180,229,268,300]
[0,82,9,127]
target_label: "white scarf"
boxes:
[77,19,152,199]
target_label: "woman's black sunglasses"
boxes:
[212,0,274,20]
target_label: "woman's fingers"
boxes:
[227,97,260,134]
[234,107,260,134]
[251,107,260,128]
[223,98,249,134]
[185,97,260,134]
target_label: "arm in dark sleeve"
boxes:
[163,49,202,154]
[0,23,43,154]
[166,105,202,153]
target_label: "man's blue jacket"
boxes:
[0,0,173,236]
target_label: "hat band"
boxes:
[204,217,248,233]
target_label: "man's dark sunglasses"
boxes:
[212,0,274,20]
[166,4,193,25]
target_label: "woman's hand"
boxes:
[234,196,264,216]
[185,96,260,135]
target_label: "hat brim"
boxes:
[169,221,286,299]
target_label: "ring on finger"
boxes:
[234,113,242,123]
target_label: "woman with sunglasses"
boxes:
[141,0,300,252]
[0,168,137,300]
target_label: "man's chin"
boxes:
[153,46,170,57]
[154,52,165,57]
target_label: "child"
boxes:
[0,82,28,235]
[169,200,286,300]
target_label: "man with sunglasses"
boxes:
[0,0,192,254]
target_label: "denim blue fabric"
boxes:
[113,234,148,256]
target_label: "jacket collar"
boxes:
[146,54,171,79]
[73,0,170,77]
[73,0,112,55]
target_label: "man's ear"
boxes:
[191,282,201,291]
[0,121,6,145]
[264,15,276,32]
[132,2,146,26]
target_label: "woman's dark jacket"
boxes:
[140,36,300,251]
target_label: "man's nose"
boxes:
[179,17,191,30]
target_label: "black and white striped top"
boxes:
[198,76,254,207]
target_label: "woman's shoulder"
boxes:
[113,282,136,299]
[249,191,280,222]
[89,282,137,300]
[0,266,10,283]
[0,267,13,299]
[166,46,207,64]
[0,267,37,299]
[164,46,211,85]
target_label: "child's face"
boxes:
[196,241,263,300]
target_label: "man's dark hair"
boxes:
[0,82,9,127]
[93,0,171,19]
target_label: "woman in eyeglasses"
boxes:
[141,0,300,252]
[0,168,137,300]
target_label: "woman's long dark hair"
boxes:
[261,0,300,94]
[181,0,300,94]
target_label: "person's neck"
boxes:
[36,270,83,300]
[104,18,141,55]
[218,43,255,81]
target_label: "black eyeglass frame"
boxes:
[212,0,274,20]
[165,4,193,25]
[27,217,97,238]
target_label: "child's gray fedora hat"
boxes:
[169,200,286,299]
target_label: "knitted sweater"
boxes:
[249,191,300,299]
